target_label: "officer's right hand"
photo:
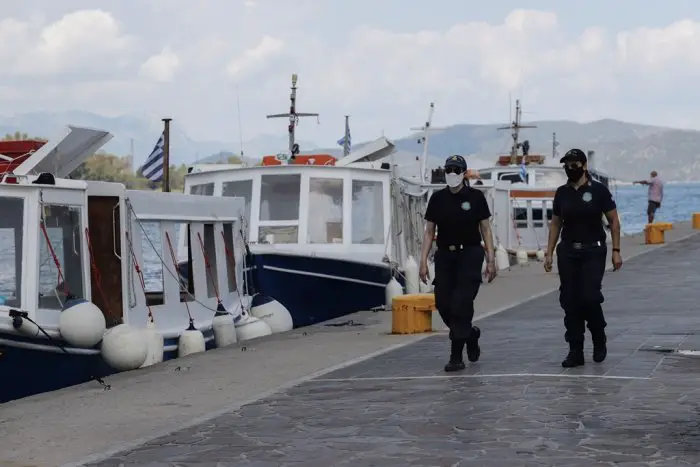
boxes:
[543,253,553,273]
[419,260,430,284]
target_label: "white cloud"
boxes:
[225,35,284,78]
[3,3,700,147]
[0,9,134,76]
[139,47,181,82]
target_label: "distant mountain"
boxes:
[1,110,699,181]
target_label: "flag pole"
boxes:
[343,115,351,158]
[162,118,171,192]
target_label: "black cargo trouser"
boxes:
[556,241,608,345]
[433,245,484,342]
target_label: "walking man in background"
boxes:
[634,171,664,224]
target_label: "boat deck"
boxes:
[1,224,698,467]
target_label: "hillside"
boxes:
[1,111,699,181]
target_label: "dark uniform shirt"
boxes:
[553,179,616,243]
[424,185,491,249]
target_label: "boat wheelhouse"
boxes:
[183,161,393,327]
[0,125,248,403]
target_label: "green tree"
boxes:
[2,131,47,141]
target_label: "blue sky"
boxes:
[1,1,700,147]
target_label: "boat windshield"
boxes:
[0,196,24,308]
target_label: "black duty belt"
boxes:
[568,240,602,250]
[440,244,478,251]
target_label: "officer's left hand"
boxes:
[484,260,497,283]
[612,251,623,271]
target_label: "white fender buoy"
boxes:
[178,321,206,357]
[212,302,237,348]
[140,320,164,368]
[250,295,293,333]
[404,255,420,294]
[495,244,509,270]
[536,249,545,262]
[385,276,404,309]
[59,298,106,348]
[102,324,148,371]
[235,315,272,341]
[11,315,41,337]
[516,248,528,266]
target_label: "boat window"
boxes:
[222,180,252,229]
[258,174,301,244]
[536,171,567,186]
[499,172,524,183]
[532,208,544,228]
[259,174,301,222]
[38,205,85,310]
[190,183,214,196]
[351,180,384,244]
[259,226,298,244]
[513,207,527,228]
[222,223,237,293]
[171,222,194,303]
[0,197,24,308]
[201,224,219,299]
[307,178,343,244]
[140,221,165,306]
[479,172,491,180]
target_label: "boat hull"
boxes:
[247,253,393,328]
[0,329,216,404]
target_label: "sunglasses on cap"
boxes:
[444,166,464,174]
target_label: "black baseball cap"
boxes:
[444,154,467,170]
[559,148,587,164]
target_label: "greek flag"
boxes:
[139,132,165,182]
[519,157,527,182]
[337,131,351,152]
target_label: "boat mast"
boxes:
[266,73,319,158]
[497,99,536,165]
[410,102,446,183]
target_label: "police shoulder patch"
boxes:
[582,191,593,202]
[461,201,471,211]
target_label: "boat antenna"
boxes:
[497,99,536,165]
[410,102,446,183]
[236,85,245,158]
[266,73,319,159]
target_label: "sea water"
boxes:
[615,182,700,235]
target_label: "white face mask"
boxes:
[445,172,464,188]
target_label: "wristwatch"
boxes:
[612,248,620,253]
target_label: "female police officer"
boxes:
[419,155,497,372]
[544,148,623,368]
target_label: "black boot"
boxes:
[444,339,466,372]
[466,326,481,363]
[561,343,585,368]
[592,335,607,363]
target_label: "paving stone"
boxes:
[89,236,700,466]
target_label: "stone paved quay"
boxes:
[89,235,700,467]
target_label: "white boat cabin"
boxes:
[183,164,393,265]
[0,174,246,345]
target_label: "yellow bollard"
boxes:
[693,213,700,230]
[644,222,673,245]
[391,293,436,334]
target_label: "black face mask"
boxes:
[565,166,584,182]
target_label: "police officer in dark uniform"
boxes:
[419,155,497,372]
[544,148,623,368]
